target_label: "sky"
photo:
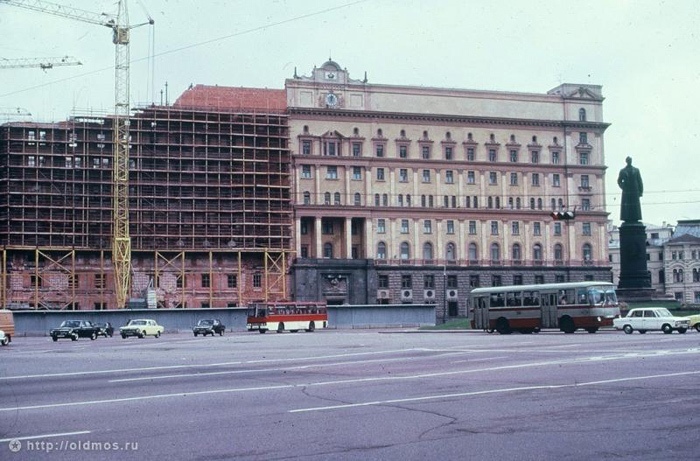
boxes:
[1,0,699,228]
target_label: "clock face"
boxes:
[325,93,338,107]
[325,72,336,80]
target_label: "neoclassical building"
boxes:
[287,60,612,316]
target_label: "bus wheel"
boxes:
[277,323,285,333]
[560,317,576,334]
[306,321,315,332]
[585,327,599,333]
[495,318,511,335]
[259,329,267,334]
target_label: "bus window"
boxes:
[506,292,521,306]
[523,291,539,306]
[577,289,588,304]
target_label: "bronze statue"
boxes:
[617,156,643,222]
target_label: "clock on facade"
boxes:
[325,93,338,107]
[325,72,336,80]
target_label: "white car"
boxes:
[0,330,8,346]
[613,307,690,334]
[119,319,164,339]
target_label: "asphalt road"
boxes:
[1,328,699,460]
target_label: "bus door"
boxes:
[472,296,490,329]
[540,293,558,328]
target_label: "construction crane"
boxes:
[0,56,82,70]
[1,0,154,309]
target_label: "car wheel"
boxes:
[277,323,285,333]
[678,328,687,334]
[623,324,633,334]
[696,324,700,333]
[259,329,267,334]
[138,331,144,338]
[219,329,224,336]
[52,336,58,342]
[585,327,598,334]
[194,332,198,337]
[121,334,127,339]
[662,324,673,334]
[306,321,316,332]
[90,332,97,340]
[71,334,78,341]
[155,331,161,338]
[1,337,7,346]
[638,330,646,334]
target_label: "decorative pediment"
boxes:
[565,86,603,101]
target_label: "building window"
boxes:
[489,172,498,185]
[554,244,563,262]
[375,144,385,157]
[445,170,454,184]
[511,221,520,235]
[579,132,588,145]
[552,151,560,164]
[531,173,540,186]
[323,243,333,258]
[352,142,362,157]
[378,274,389,288]
[227,274,237,288]
[323,140,339,156]
[533,244,543,262]
[446,220,455,234]
[491,221,499,235]
[382,194,388,206]
[324,192,331,205]
[352,166,362,180]
[579,108,587,121]
[400,242,411,260]
[322,221,334,234]
[510,173,518,186]
[377,219,386,233]
[375,168,385,181]
[467,171,475,184]
[423,242,434,260]
[354,193,361,205]
[466,147,475,161]
[444,146,453,160]
[534,275,545,285]
[580,152,589,165]
[509,150,518,162]
[582,222,592,236]
[490,243,500,262]
[582,243,593,262]
[512,243,522,261]
[401,219,409,233]
[581,198,591,211]
[446,243,456,261]
[554,222,562,236]
[95,274,105,289]
[401,274,412,288]
[552,173,560,187]
[326,166,338,179]
[422,170,431,183]
[302,140,311,155]
[581,175,590,188]
[488,149,497,162]
[399,145,408,158]
[533,222,541,236]
[421,145,431,159]
[424,274,435,289]
[201,274,210,288]
[399,168,408,182]
[334,192,341,205]
[531,151,539,164]
[468,243,478,261]
[423,220,432,234]
[301,165,312,179]
[469,274,480,288]
[469,221,477,234]
[303,191,311,205]
[376,242,386,259]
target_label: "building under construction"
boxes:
[0,88,292,309]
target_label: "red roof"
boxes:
[173,85,287,111]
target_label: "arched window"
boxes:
[495,197,501,209]
[673,269,684,283]
[334,192,341,205]
[374,194,380,206]
[406,194,411,206]
[490,243,500,262]
[530,198,536,210]
[537,198,543,210]
[400,242,411,260]
[376,242,386,259]
[323,242,333,259]
[508,197,514,209]
[382,194,388,206]
[512,243,522,261]
[533,244,543,261]
[554,244,563,261]
[516,197,521,209]
[324,192,331,205]
[488,196,493,208]
[446,242,456,261]
[468,243,478,262]
[303,191,311,205]
[423,242,434,260]
[579,108,587,121]
[551,198,556,210]
[354,192,361,206]
[582,243,593,262]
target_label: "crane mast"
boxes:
[1,0,153,309]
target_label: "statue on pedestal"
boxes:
[617,156,643,223]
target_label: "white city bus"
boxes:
[469,281,620,334]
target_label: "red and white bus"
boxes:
[246,301,328,334]
[469,281,620,334]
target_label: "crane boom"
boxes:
[1,0,153,309]
[0,56,82,70]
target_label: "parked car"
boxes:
[193,319,225,337]
[0,330,8,346]
[687,314,700,332]
[0,310,14,344]
[95,322,114,337]
[613,307,690,334]
[120,319,164,339]
[50,320,101,341]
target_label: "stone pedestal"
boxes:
[617,222,653,302]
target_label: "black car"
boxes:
[50,320,100,341]
[95,322,114,337]
[193,319,225,336]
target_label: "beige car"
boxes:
[688,314,700,333]
[120,319,164,339]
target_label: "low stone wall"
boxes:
[12,304,436,336]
